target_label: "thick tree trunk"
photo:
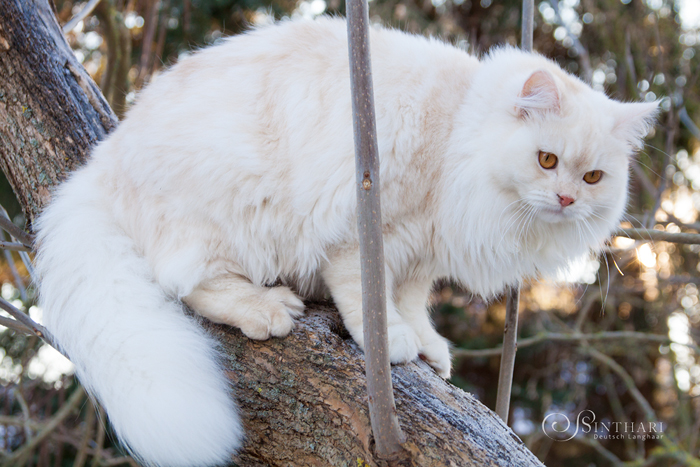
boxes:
[220,303,542,466]
[0,1,545,466]
[0,0,117,226]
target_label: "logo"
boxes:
[542,410,665,441]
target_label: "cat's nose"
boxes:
[558,194,575,207]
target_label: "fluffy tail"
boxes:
[34,167,242,467]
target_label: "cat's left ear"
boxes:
[612,101,660,150]
[515,70,561,119]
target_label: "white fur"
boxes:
[34,17,658,466]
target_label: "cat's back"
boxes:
[89,18,479,250]
[104,17,478,167]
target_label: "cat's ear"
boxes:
[612,101,660,150]
[515,70,561,119]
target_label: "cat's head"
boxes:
[466,48,658,251]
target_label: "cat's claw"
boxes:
[387,323,421,364]
[419,336,452,379]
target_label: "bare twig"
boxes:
[0,215,32,249]
[0,296,50,342]
[151,0,170,77]
[90,406,106,467]
[601,368,637,459]
[14,389,33,443]
[679,107,700,141]
[520,0,533,53]
[495,286,519,422]
[579,347,700,467]
[493,0,534,424]
[94,0,131,117]
[632,161,659,200]
[574,286,603,332]
[453,330,700,358]
[1,387,85,467]
[135,0,162,88]
[549,0,592,83]
[614,227,700,245]
[0,241,31,252]
[0,315,32,334]
[0,416,42,430]
[571,435,622,465]
[62,0,103,34]
[584,348,660,423]
[49,432,136,466]
[625,30,640,99]
[2,246,26,302]
[18,251,36,284]
[346,0,405,457]
[578,347,700,467]
[73,399,96,467]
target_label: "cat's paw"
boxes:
[239,287,305,340]
[419,335,452,379]
[387,323,421,364]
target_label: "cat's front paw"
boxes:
[419,336,452,379]
[239,286,305,340]
[387,323,421,364]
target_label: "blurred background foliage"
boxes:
[1,0,700,465]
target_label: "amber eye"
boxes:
[538,151,558,169]
[583,170,603,184]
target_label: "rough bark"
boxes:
[220,303,542,466]
[0,0,117,226]
[0,1,545,466]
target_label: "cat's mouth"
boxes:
[537,205,574,223]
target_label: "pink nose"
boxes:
[558,194,575,207]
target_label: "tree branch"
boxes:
[1,387,85,467]
[0,297,50,342]
[62,0,102,34]
[0,315,32,334]
[495,285,519,422]
[453,330,700,358]
[346,0,405,458]
[614,227,700,245]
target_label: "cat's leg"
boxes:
[183,273,305,340]
[394,279,451,378]
[321,246,421,364]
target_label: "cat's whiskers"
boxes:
[621,213,644,227]
[510,205,534,242]
[574,221,585,247]
[497,198,526,227]
[578,217,612,313]
[497,203,531,251]
[514,205,537,248]
[522,206,539,247]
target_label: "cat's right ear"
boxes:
[515,70,561,119]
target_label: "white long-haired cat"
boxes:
[35,16,657,467]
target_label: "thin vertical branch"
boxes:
[520,0,533,54]
[150,0,170,77]
[496,286,520,422]
[2,230,27,302]
[135,0,161,88]
[73,399,96,467]
[95,0,132,118]
[495,0,533,424]
[90,406,106,467]
[346,2,405,458]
